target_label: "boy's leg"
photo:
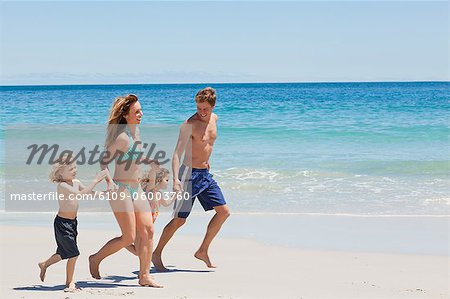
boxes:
[195,205,230,268]
[65,256,78,291]
[38,253,62,282]
[152,217,186,271]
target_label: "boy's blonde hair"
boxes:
[140,168,170,190]
[155,168,170,184]
[49,153,73,183]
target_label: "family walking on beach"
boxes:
[38,87,231,291]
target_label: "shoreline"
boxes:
[1,212,448,256]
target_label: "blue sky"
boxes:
[0,1,448,85]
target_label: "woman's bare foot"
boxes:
[38,262,46,282]
[89,255,101,279]
[64,282,81,293]
[139,274,163,288]
[152,253,169,272]
[194,251,216,268]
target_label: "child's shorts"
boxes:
[54,215,80,259]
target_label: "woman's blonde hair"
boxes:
[49,153,73,183]
[105,94,139,148]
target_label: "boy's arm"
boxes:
[63,171,107,196]
[173,121,190,192]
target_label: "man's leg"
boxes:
[195,205,230,268]
[152,217,186,271]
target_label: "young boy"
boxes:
[38,156,109,292]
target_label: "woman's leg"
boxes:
[89,189,136,279]
[133,195,162,287]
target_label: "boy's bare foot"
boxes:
[89,255,101,279]
[139,274,163,288]
[64,282,81,293]
[38,262,46,282]
[152,253,169,272]
[194,251,216,268]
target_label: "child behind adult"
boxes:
[38,156,110,292]
[126,166,173,256]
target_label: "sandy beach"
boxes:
[1,0,449,298]
[0,214,448,299]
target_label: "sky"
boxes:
[0,1,448,85]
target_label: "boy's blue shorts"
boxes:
[173,165,226,219]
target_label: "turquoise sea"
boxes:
[1,82,449,215]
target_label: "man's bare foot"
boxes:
[64,282,81,293]
[38,262,46,282]
[152,253,169,272]
[194,251,216,268]
[139,274,163,288]
[89,255,101,279]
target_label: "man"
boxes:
[152,87,231,271]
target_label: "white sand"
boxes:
[0,225,448,299]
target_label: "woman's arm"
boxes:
[101,135,128,190]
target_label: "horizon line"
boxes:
[1,80,449,88]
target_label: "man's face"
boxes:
[196,101,214,120]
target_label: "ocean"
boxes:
[1,82,449,215]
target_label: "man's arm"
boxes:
[206,114,218,171]
[172,121,191,192]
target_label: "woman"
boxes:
[89,94,162,287]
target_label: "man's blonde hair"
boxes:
[195,87,216,107]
